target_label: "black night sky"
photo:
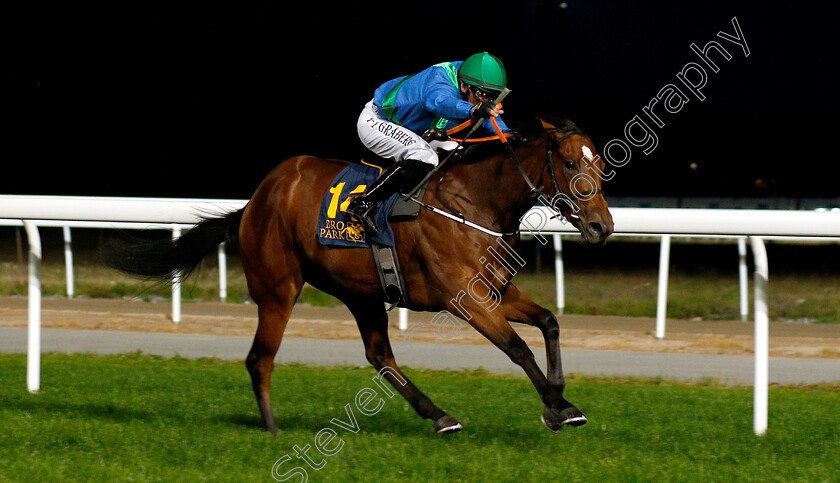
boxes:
[15,0,839,200]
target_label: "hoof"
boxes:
[541,406,587,432]
[540,407,562,433]
[434,415,463,433]
[559,406,588,427]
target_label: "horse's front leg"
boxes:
[454,291,586,431]
[498,284,586,431]
[499,285,566,389]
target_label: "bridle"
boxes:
[405,125,605,238]
[510,128,605,204]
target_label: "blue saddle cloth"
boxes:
[317,163,399,247]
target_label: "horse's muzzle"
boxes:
[576,210,614,246]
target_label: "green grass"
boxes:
[0,259,344,307]
[0,353,838,481]
[514,270,840,322]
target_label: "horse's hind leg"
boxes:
[347,300,462,433]
[245,283,301,434]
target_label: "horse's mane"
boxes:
[518,115,583,138]
[456,136,517,165]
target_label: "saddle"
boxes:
[317,162,429,309]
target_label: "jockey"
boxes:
[347,52,511,236]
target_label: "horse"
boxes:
[103,116,614,434]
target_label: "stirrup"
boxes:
[347,198,381,237]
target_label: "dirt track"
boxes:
[1,296,838,359]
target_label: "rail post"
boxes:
[738,237,749,321]
[553,234,565,315]
[218,243,227,303]
[399,307,408,331]
[63,226,74,298]
[655,235,671,340]
[750,236,769,436]
[23,221,41,393]
[172,226,182,324]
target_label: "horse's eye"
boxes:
[564,160,576,170]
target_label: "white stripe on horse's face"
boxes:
[581,145,594,162]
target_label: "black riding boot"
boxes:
[346,159,432,237]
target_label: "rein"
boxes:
[445,108,516,143]
[406,122,603,238]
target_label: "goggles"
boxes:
[469,85,497,102]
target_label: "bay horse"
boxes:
[104,117,613,434]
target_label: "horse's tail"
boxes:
[102,208,245,281]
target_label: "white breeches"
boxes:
[356,100,440,166]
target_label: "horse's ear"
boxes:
[539,118,556,132]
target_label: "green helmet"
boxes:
[458,52,507,91]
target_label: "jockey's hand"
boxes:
[470,101,503,119]
[422,128,449,142]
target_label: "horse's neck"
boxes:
[444,140,546,231]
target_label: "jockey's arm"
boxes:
[423,84,511,134]
[423,81,474,122]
